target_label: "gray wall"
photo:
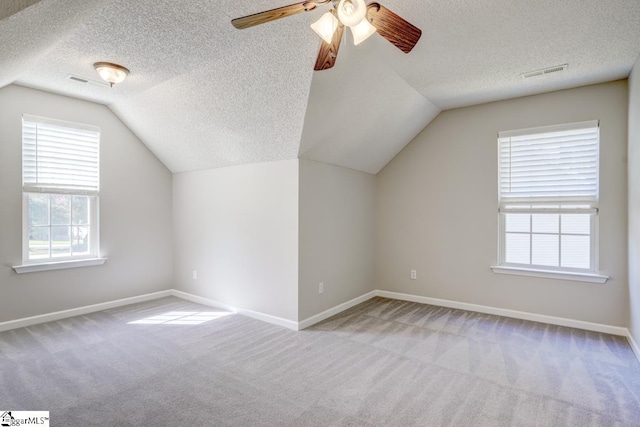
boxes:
[376,81,629,326]
[629,57,640,344]
[173,160,299,321]
[0,85,173,322]
[298,159,376,320]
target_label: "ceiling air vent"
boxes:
[66,74,110,87]
[521,64,568,79]
[68,75,89,83]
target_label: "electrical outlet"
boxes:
[410,270,417,280]
[192,270,198,280]
[319,282,324,294]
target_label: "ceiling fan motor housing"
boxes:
[337,0,367,27]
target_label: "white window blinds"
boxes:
[498,120,599,206]
[22,115,100,195]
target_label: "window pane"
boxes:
[28,194,49,226]
[532,214,559,234]
[505,233,530,264]
[532,234,559,267]
[29,226,50,259]
[51,194,71,225]
[561,235,590,269]
[505,214,530,232]
[561,214,590,235]
[72,196,90,225]
[51,226,71,258]
[72,226,90,255]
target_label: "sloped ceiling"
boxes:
[2,0,640,174]
[299,38,440,174]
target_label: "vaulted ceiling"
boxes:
[2,0,640,174]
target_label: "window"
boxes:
[21,115,100,265]
[494,120,607,282]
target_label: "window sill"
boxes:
[13,258,107,274]
[490,265,609,283]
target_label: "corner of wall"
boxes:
[297,159,377,322]
[628,54,640,345]
[171,160,300,322]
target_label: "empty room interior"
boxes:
[2,0,640,425]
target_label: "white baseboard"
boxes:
[238,307,299,331]
[298,290,377,330]
[172,290,376,331]
[628,331,640,364]
[170,290,236,313]
[376,290,628,336]
[170,290,299,331]
[1,287,635,354]
[0,290,172,332]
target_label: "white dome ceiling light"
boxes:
[93,62,130,87]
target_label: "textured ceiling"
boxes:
[0,0,42,20]
[299,38,439,174]
[2,0,640,174]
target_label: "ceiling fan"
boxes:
[231,0,422,71]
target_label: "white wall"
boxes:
[628,57,640,344]
[298,159,376,320]
[0,85,173,322]
[377,81,628,327]
[173,160,299,321]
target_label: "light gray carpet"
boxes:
[1,296,639,426]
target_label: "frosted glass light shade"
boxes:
[311,12,339,44]
[337,0,367,27]
[351,18,376,45]
[93,62,129,87]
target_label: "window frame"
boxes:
[492,120,608,282]
[17,115,103,271]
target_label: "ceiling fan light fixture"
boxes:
[231,1,423,71]
[311,11,339,44]
[93,62,129,87]
[351,18,376,45]
[337,0,367,27]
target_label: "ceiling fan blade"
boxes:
[366,2,422,53]
[314,23,344,71]
[232,0,330,30]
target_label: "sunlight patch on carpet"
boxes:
[128,311,231,325]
